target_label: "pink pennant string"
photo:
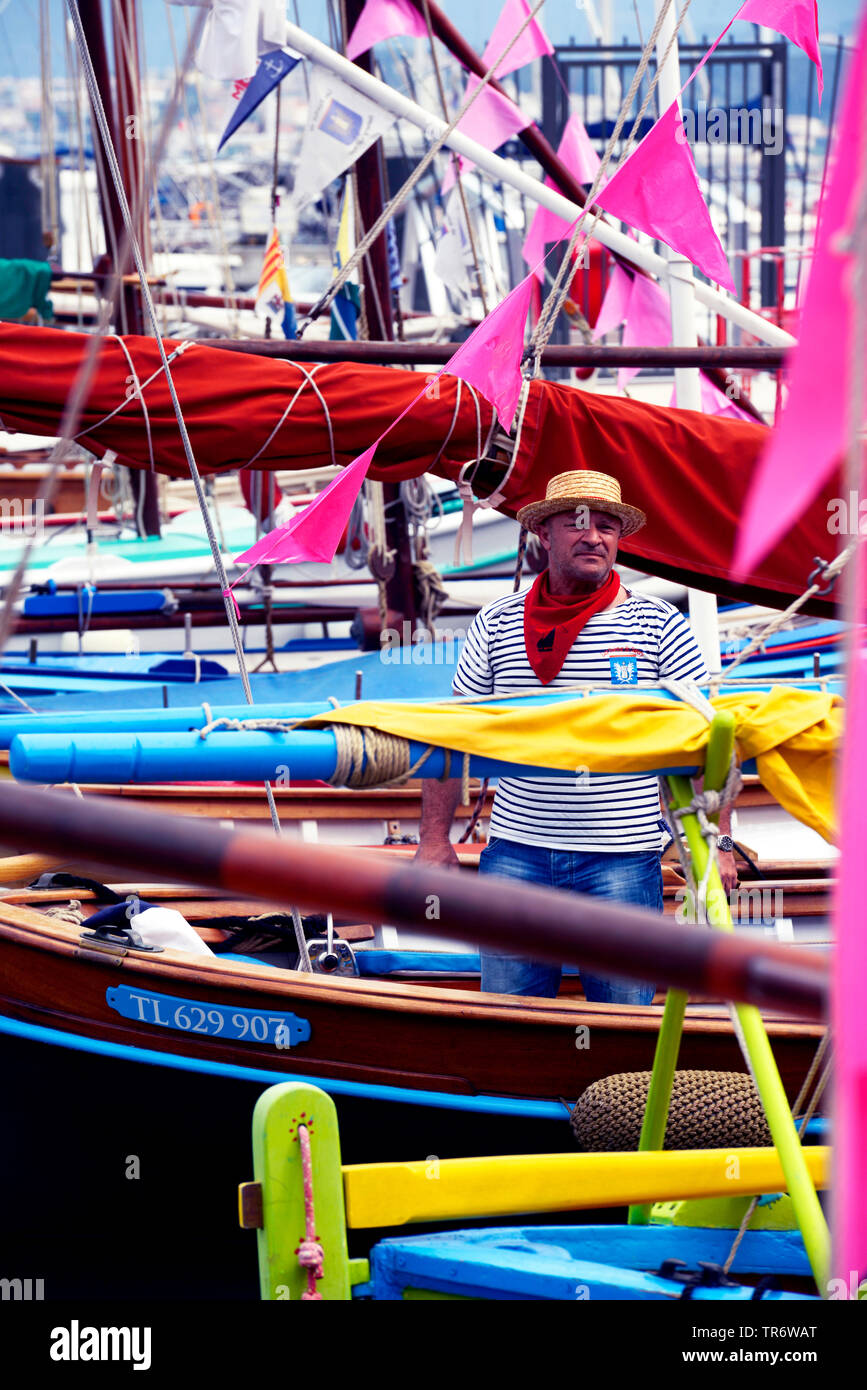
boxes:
[594,99,735,292]
[734,12,867,577]
[442,77,528,190]
[233,442,379,580]
[345,0,427,61]
[230,325,489,585]
[670,372,758,421]
[481,0,554,80]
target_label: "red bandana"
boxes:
[524,569,620,684]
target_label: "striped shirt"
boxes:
[452,585,708,851]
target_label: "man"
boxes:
[414,470,737,1001]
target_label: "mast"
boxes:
[76,0,160,537]
[344,0,419,642]
[112,0,161,537]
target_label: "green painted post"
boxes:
[628,712,735,1225]
[251,1082,352,1301]
[666,753,831,1290]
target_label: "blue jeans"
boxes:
[477,836,661,1003]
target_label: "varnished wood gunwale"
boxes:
[0,902,824,1105]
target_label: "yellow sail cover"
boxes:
[302,686,841,842]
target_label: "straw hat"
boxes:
[516,470,646,538]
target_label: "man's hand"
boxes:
[413,838,461,870]
[718,851,739,897]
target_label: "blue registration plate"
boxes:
[106,985,311,1047]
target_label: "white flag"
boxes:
[433,187,473,295]
[293,64,395,209]
[192,1,286,81]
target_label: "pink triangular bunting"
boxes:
[481,0,554,80]
[443,274,534,429]
[346,0,427,61]
[234,443,378,573]
[595,100,734,293]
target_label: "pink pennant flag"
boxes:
[595,100,735,292]
[234,443,378,574]
[481,0,554,80]
[734,15,867,577]
[738,0,823,99]
[345,0,427,61]
[592,262,634,339]
[833,556,867,1293]
[670,372,759,422]
[523,114,600,279]
[443,75,528,189]
[618,273,672,388]
[443,273,534,429]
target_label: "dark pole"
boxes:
[202,338,787,370]
[0,782,827,1019]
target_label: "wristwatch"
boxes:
[717,834,734,854]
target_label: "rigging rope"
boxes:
[714,542,858,690]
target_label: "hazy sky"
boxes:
[0,0,859,79]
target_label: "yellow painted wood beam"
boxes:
[342,1146,829,1229]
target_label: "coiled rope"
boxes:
[197,714,470,801]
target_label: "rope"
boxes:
[297,0,548,336]
[722,1033,832,1273]
[715,543,858,691]
[457,777,489,843]
[296,1124,324,1300]
[367,478,396,632]
[197,715,468,797]
[0,680,38,715]
[241,362,336,472]
[72,340,195,442]
[110,334,156,473]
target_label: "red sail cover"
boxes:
[0,323,842,611]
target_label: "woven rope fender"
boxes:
[570,1070,773,1152]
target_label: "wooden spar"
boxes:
[203,340,787,369]
[0,782,826,1019]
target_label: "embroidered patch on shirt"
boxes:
[605,646,644,685]
[609,656,638,684]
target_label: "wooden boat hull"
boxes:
[0,900,824,1108]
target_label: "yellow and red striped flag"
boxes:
[255,226,295,336]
